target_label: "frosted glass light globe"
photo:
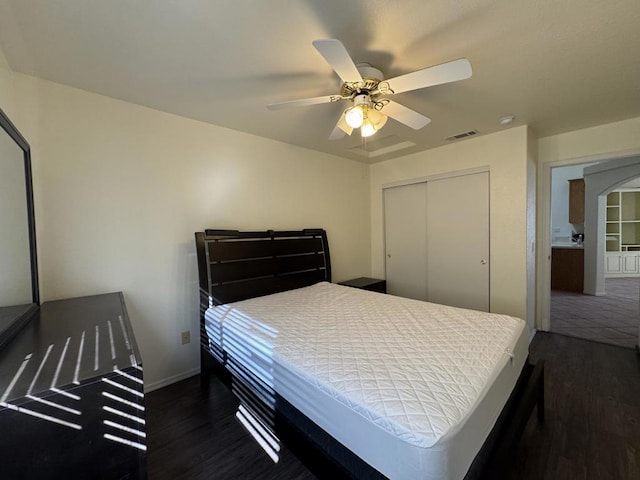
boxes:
[345,106,364,128]
[361,119,376,137]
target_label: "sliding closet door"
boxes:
[426,171,489,311]
[383,183,428,300]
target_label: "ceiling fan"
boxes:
[267,39,472,140]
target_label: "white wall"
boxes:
[539,117,640,164]
[0,45,12,111]
[6,73,371,390]
[550,164,591,242]
[369,126,533,325]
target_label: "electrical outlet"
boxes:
[181,330,190,345]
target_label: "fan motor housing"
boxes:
[340,63,384,97]
[357,63,383,82]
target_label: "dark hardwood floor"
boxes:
[146,370,315,480]
[507,332,640,479]
[146,332,640,479]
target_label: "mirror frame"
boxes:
[0,108,39,348]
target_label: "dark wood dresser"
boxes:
[0,292,146,479]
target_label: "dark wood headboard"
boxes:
[195,229,331,313]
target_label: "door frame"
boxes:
[381,165,489,190]
[536,148,640,331]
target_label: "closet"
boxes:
[383,171,490,311]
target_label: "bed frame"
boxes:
[195,228,544,479]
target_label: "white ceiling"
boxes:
[1,0,639,163]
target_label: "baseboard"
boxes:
[144,366,200,393]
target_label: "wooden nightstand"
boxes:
[338,277,386,294]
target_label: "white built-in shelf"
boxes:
[605,189,640,276]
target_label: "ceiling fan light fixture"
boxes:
[360,107,387,137]
[368,108,387,129]
[361,118,377,137]
[268,39,473,142]
[345,106,364,128]
[345,95,370,128]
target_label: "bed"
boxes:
[195,228,544,479]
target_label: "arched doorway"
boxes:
[583,156,640,295]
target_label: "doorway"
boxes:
[548,162,640,349]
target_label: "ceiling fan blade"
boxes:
[266,95,337,110]
[329,112,352,140]
[383,100,431,130]
[385,58,472,94]
[329,125,347,141]
[312,39,363,84]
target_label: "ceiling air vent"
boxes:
[445,129,478,141]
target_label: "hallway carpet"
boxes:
[551,277,639,349]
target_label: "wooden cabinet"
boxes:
[568,178,585,224]
[623,253,638,273]
[605,253,623,274]
[551,247,584,292]
[338,277,386,293]
[606,251,640,276]
[0,293,146,479]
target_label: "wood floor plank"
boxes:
[147,332,640,479]
[146,370,315,480]
[507,332,640,480]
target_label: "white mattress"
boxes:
[205,282,528,480]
